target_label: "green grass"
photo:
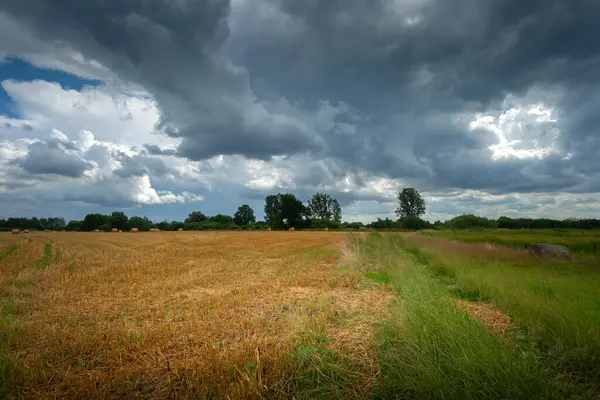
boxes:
[290,332,364,399]
[408,233,600,397]
[34,243,52,269]
[365,270,391,284]
[0,246,17,263]
[360,234,558,399]
[423,229,600,254]
[303,248,339,257]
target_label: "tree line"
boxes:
[2,189,600,231]
[0,192,344,232]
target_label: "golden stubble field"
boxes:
[0,231,393,399]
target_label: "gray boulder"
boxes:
[528,243,572,261]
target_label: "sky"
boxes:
[1,0,599,223]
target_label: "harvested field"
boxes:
[0,232,391,398]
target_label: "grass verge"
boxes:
[34,243,52,269]
[360,233,558,399]
[407,233,600,398]
[423,229,600,254]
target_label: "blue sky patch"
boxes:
[0,57,102,118]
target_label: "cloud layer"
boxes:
[1,0,600,221]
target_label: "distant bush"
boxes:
[310,218,344,230]
[398,216,431,230]
[446,214,497,230]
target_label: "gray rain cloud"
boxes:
[16,140,91,177]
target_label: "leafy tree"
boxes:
[49,217,66,230]
[98,223,112,232]
[332,201,342,223]
[155,221,170,231]
[168,221,185,231]
[308,193,342,222]
[447,214,496,230]
[65,220,83,231]
[38,217,66,230]
[264,193,309,229]
[395,188,426,218]
[129,216,153,231]
[310,218,343,229]
[233,204,256,226]
[185,211,208,223]
[264,195,280,226]
[398,216,431,230]
[210,214,234,224]
[80,213,109,232]
[110,211,129,231]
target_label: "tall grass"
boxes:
[408,233,600,397]
[424,229,600,254]
[361,234,557,399]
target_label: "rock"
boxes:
[528,243,572,261]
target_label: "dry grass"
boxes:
[457,301,515,338]
[410,234,531,263]
[0,231,392,399]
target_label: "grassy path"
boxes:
[34,242,52,269]
[0,246,17,263]
[346,233,557,399]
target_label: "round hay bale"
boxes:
[23,229,31,233]
[289,227,295,232]
[324,228,329,232]
[266,228,271,232]
[11,229,20,235]
[112,228,118,232]
[177,228,183,231]
[118,230,123,232]
[528,243,572,261]
[94,229,100,232]
[131,228,139,233]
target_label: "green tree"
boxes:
[80,213,109,232]
[264,193,309,229]
[155,221,169,230]
[110,211,129,231]
[185,211,208,223]
[233,204,256,226]
[308,193,342,222]
[398,215,431,230]
[48,217,66,230]
[129,216,153,231]
[210,214,234,224]
[65,220,83,231]
[395,188,426,218]
[332,200,342,222]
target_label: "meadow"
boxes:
[1,230,599,399]
[422,229,600,254]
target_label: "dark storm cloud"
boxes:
[228,0,600,193]
[3,0,600,197]
[0,0,324,161]
[15,140,91,177]
[143,144,177,157]
[113,153,173,178]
